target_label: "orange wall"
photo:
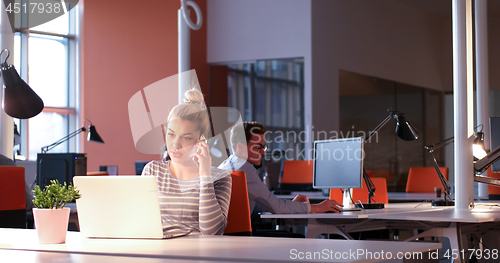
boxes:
[82,0,208,174]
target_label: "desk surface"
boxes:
[276,191,450,202]
[261,202,441,219]
[276,191,484,204]
[367,206,500,223]
[0,249,207,263]
[262,202,500,223]
[0,228,440,262]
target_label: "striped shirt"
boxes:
[142,159,232,236]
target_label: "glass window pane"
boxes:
[30,10,70,35]
[225,58,304,158]
[254,79,266,124]
[272,82,287,127]
[271,60,288,79]
[28,112,69,160]
[28,33,68,107]
[14,33,21,71]
[255,61,266,77]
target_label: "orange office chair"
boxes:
[224,171,252,236]
[405,167,449,193]
[0,166,26,228]
[329,177,389,204]
[86,171,109,176]
[486,167,500,199]
[280,160,314,191]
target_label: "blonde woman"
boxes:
[142,88,232,236]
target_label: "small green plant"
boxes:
[32,180,81,209]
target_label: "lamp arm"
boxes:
[363,169,376,204]
[425,148,452,198]
[473,145,500,186]
[474,145,500,174]
[41,127,86,153]
[362,111,400,202]
[426,137,454,151]
[365,114,393,142]
[474,175,500,187]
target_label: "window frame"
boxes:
[226,58,305,160]
[14,4,80,160]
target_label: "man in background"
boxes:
[218,121,342,217]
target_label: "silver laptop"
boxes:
[74,176,179,239]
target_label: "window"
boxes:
[226,58,305,161]
[13,4,79,160]
[338,70,443,192]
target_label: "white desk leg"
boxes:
[305,218,326,238]
[442,223,463,263]
[402,223,464,263]
[305,218,353,239]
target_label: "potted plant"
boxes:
[32,180,81,244]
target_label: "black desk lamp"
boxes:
[361,110,419,209]
[41,119,104,153]
[425,128,488,206]
[424,137,455,206]
[0,49,44,119]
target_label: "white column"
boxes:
[453,0,475,210]
[178,8,191,104]
[0,3,14,158]
[475,0,490,199]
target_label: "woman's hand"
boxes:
[191,139,212,176]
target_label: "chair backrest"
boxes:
[86,171,109,176]
[329,177,388,204]
[405,167,449,193]
[486,167,500,196]
[280,160,313,191]
[0,166,26,211]
[281,160,313,184]
[224,171,252,235]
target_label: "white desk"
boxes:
[0,249,208,263]
[387,193,486,203]
[262,202,500,263]
[262,203,438,220]
[276,192,485,204]
[262,203,443,240]
[0,228,441,262]
[277,191,454,203]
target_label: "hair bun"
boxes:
[183,98,201,105]
[183,88,205,107]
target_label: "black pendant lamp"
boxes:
[1,49,44,119]
[87,124,105,143]
[394,113,419,141]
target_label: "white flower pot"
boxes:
[32,207,70,244]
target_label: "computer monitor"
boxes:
[37,153,87,188]
[313,137,364,189]
[135,161,150,175]
[490,117,500,172]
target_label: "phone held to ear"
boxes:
[191,135,207,167]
